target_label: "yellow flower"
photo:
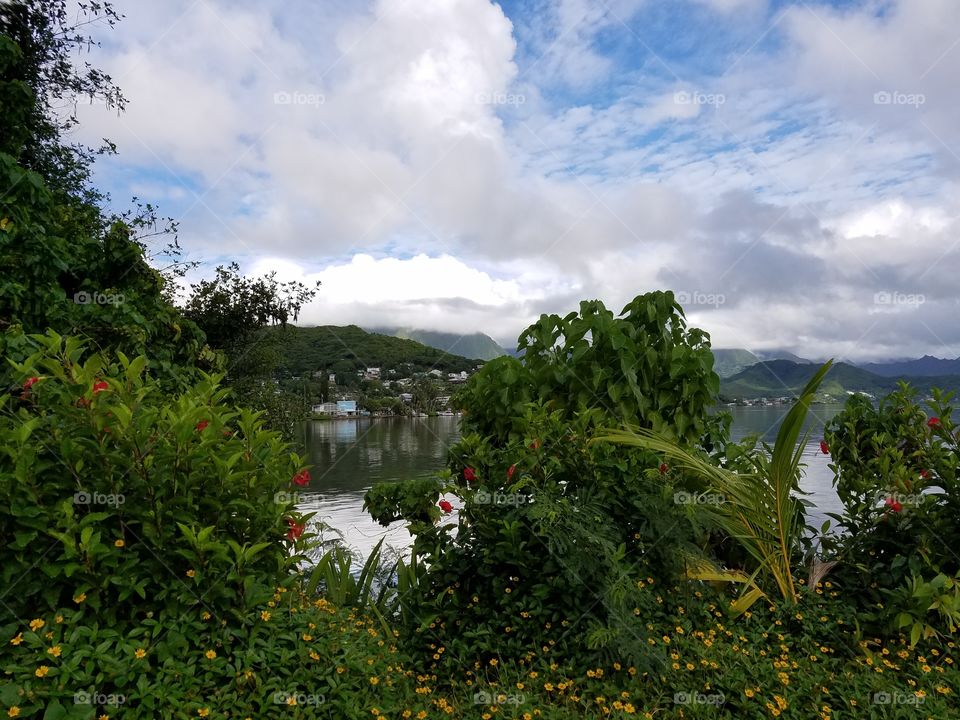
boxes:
[47,646,61,657]
[921,665,931,673]
[9,634,22,646]
[198,710,210,718]
[370,677,380,685]
[7,708,20,718]
[114,539,125,548]
[745,689,755,698]
[55,616,63,624]
[489,658,498,666]
[260,611,271,622]
[74,593,86,604]
[35,665,50,677]
[205,650,217,659]
[135,648,146,659]
[309,651,320,660]
[202,612,211,621]
[186,569,196,577]
[29,619,45,632]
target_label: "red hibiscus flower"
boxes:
[195,420,209,432]
[438,500,453,513]
[507,464,516,479]
[285,518,306,541]
[292,469,311,487]
[92,380,109,394]
[819,440,829,455]
[659,462,669,475]
[928,417,941,428]
[22,377,39,391]
[884,497,902,513]
[464,467,477,483]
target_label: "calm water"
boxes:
[297,404,848,557]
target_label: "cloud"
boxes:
[67,0,960,361]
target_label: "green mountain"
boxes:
[369,327,507,361]
[719,360,960,401]
[712,349,761,378]
[269,325,478,376]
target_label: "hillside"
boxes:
[369,327,506,361]
[269,325,478,376]
[719,359,960,400]
[711,349,761,378]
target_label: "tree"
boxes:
[182,262,320,380]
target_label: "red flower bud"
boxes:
[22,376,39,391]
[928,417,941,428]
[507,464,516,479]
[819,440,829,455]
[92,380,109,394]
[464,467,477,482]
[195,420,209,432]
[884,497,902,513]
[920,469,930,479]
[292,469,311,487]
[659,462,669,475]
[438,500,453,513]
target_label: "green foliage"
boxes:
[597,361,834,609]
[823,384,960,642]
[273,325,479,378]
[456,292,727,448]
[0,332,310,628]
[367,292,730,667]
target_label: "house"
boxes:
[312,402,339,415]
[365,367,381,379]
[399,393,413,403]
[336,400,358,416]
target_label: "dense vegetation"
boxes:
[371,328,508,362]
[2,3,959,718]
[271,325,479,378]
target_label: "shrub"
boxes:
[367,293,730,667]
[0,331,311,630]
[824,384,960,642]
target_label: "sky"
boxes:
[70,0,960,361]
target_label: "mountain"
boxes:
[712,349,761,378]
[720,359,960,400]
[271,325,478,376]
[711,349,813,378]
[368,327,507,361]
[858,355,960,377]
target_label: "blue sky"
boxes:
[73,0,960,359]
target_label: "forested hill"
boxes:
[268,325,479,376]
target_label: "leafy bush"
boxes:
[824,385,960,642]
[367,293,731,667]
[0,331,312,630]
